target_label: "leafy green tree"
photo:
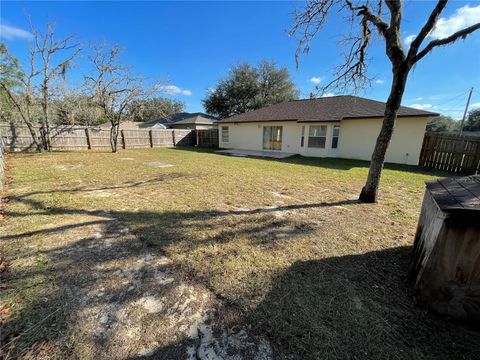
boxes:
[465,108,480,130]
[426,115,459,132]
[128,97,185,122]
[204,61,299,118]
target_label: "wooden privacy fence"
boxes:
[0,124,213,152]
[196,129,219,148]
[0,136,4,189]
[419,132,480,174]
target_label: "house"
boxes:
[167,113,218,130]
[98,112,217,130]
[217,95,438,165]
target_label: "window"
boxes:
[308,125,327,148]
[221,126,229,142]
[332,125,340,149]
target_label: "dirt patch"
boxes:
[17,215,272,359]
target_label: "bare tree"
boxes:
[292,0,480,202]
[30,22,81,151]
[0,43,43,151]
[84,43,148,153]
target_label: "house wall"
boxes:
[219,116,430,165]
[219,121,302,153]
[337,117,429,165]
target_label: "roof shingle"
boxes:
[218,95,439,123]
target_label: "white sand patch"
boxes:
[137,296,164,314]
[144,161,173,168]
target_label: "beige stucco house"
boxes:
[217,95,438,165]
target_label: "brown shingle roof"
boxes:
[218,95,439,123]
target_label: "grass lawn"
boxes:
[1,148,479,359]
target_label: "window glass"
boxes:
[308,125,327,148]
[332,125,340,149]
[221,126,229,142]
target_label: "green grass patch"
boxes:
[1,148,478,359]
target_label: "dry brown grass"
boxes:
[1,148,479,359]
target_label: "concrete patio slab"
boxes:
[215,149,297,159]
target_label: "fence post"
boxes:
[172,130,176,147]
[121,130,126,149]
[85,127,92,150]
[149,129,153,148]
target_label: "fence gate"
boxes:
[419,132,480,174]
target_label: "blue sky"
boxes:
[1,1,480,119]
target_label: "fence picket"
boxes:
[0,124,209,152]
[419,132,480,174]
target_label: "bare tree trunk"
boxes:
[359,65,409,203]
[110,122,119,153]
[27,124,44,152]
[41,78,52,151]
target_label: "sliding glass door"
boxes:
[263,126,283,150]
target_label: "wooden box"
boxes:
[408,175,480,325]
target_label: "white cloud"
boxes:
[415,97,423,101]
[404,34,416,46]
[0,23,33,40]
[321,93,335,97]
[158,85,192,96]
[430,5,480,39]
[374,79,384,84]
[310,76,322,84]
[404,5,480,46]
[410,103,433,110]
[470,102,480,108]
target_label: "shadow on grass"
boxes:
[2,191,479,359]
[124,246,480,360]
[173,147,451,177]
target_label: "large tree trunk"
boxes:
[359,65,409,203]
[110,122,119,153]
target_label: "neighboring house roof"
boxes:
[173,114,217,126]
[140,112,218,128]
[218,95,439,123]
[97,113,218,129]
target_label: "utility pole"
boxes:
[460,87,473,135]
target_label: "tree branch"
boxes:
[407,0,447,62]
[345,0,388,37]
[414,22,480,63]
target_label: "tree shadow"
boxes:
[3,192,479,359]
[2,194,359,358]
[247,247,480,359]
[122,247,480,360]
